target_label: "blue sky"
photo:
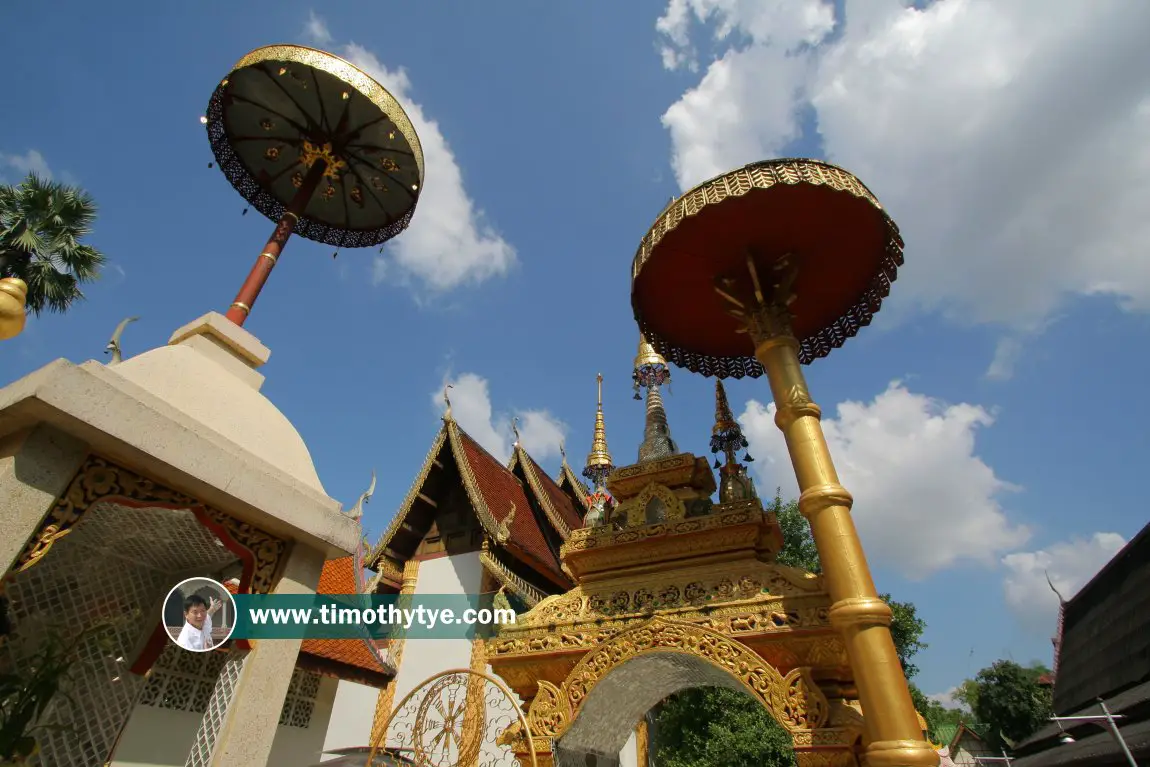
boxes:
[2,0,1148,704]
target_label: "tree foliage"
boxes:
[0,173,106,315]
[964,660,1053,750]
[652,492,936,766]
[654,688,795,767]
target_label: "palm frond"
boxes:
[0,173,107,316]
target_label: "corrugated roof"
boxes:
[1053,521,1150,714]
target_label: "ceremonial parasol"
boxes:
[629,158,938,767]
[204,45,424,326]
[631,158,903,377]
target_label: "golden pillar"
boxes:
[370,558,421,744]
[628,159,937,767]
[0,277,28,341]
[742,277,934,767]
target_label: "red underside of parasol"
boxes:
[632,183,890,359]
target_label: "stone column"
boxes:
[187,541,325,767]
[0,424,88,576]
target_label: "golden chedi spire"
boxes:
[582,373,615,527]
[583,373,614,488]
[710,380,758,504]
[633,334,678,463]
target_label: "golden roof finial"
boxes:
[710,379,753,470]
[559,440,567,465]
[635,333,666,369]
[583,373,614,488]
[511,416,521,447]
[633,332,671,399]
[442,384,454,421]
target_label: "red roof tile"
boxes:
[299,557,392,683]
[524,453,584,533]
[455,430,570,587]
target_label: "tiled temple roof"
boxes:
[297,556,393,688]
[369,416,574,595]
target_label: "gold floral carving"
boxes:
[554,618,830,732]
[564,506,761,553]
[623,482,686,528]
[524,681,572,737]
[794,750,858,767]
[480,548,545,607]
[10,455,287,593]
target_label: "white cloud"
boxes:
[656,0,1150,329]
[739,382,1028,579]
[432,373,567,464]
[984,335,1024,382]
[304,15,516,294]
[1002,532,1127,633]
[928,687,965,711]
[304,10,332,46]
[0,149,52,181]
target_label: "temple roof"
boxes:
[508,445,584,538]
[1012,519,1150,767]
[555,458,592,517]
[369,415,573,591]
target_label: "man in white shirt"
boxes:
[175,593,222,651]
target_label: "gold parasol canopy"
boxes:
[206,45,424,248]
[631,158,903,378]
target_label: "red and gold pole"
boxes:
[225,159,327,326]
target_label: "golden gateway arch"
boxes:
[487,160,937,767]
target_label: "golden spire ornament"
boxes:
[0,277,28,341]
[582,373,615,527]
[633,334,678,462]
[583,373,614,488]
[711,380,758,504]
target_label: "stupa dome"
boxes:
[110,313,326,494]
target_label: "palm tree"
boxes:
[0,173,106,315]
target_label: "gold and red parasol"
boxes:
[631,158,903,378]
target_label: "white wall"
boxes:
[385,552,483,750]
[110,676,338,767]
[321,679,380,753]
[619,730,638,767]
[268,675,338,766]
[109,706,201,767]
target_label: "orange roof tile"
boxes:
[298,557,393,685]
[456,431,570,587]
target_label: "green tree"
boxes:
[0,173,106,315]
[655,688,796,767]
[770,492,820,573]
[653,492,934,767]
[964,660,1053,750]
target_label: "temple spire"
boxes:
[582,373,615,527]
[711,380,758,503]
[634,334,678,462]
[582,373,614,490]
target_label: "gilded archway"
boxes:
[488,485,869,767]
